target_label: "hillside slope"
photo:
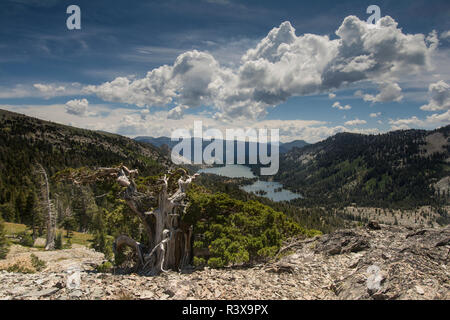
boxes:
[0,109,171,222]
[274,126,450,208]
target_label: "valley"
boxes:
[0,109,448,300]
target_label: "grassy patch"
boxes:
[4,222,26,235]
[4,222,93,248]
[6,262,35,273]
[0,254,47,273]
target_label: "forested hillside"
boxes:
[0,109,170,228]
[194,173,346,233]
[274,126,450,208]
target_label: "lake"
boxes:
[198,164,256,178]
[198,164,302,202]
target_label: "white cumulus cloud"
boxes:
[65,98,91,116]
[167,105,189,120]
[356,81,403,103]
[420,80,450,111]
[440,31,450,39]
[33,83,65,97]
[332,101,351,110]
[84,16,436,120]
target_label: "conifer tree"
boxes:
[0,215,9,259]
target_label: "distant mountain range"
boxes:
[134,136,309,163]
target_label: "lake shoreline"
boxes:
[197,164,302,202]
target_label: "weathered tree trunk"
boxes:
[140,171,198,274]
[36,163,56,251]
[65,165,198,275]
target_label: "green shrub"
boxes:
[96,261,113,273]
[18,231,34,247]
[207,257,225,268]
[30,254,46,271]
[193,256,206,267]
[184,188,319,268]
[256,246,278,258]
[193,241,204,249]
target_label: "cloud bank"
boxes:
[389,110,450,130]
[1,103,381,143]
[85,15,437,120]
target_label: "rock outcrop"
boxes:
[268,224,449,300]
[0,224,448,300]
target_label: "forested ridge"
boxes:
[273,126,450,208]
[0,109,169,225]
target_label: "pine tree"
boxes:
[70,187,98,232]
[0,203,15,222]
[62,216,76,245]
[19,191,45,240]
[14,192,26,224]
[92,211,113,260]
[0,215,9,259]
[54,233,63,250]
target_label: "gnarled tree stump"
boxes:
[63,165,198,275]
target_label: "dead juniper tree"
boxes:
[59,165,198,275]
[35,163,56,250]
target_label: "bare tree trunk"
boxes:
[37,163,56,251]
[123,169,198,275]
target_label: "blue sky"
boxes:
[0,0,449,142]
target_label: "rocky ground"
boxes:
[0,223,448,300]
